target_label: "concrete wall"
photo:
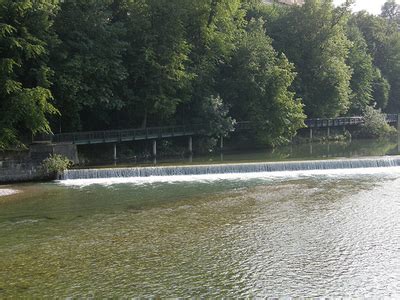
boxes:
[30,143,79,164]
[0,161,43,183]
[0,143,78,183]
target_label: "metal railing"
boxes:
[33,115,399,145]
[49,124,210,144]
[386,114,398,123]
[304,116,364,128]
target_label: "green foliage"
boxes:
[197,95,236,137]
[357,106,397,138]
[117,0,194,128]
[351,9,400,112]
[262,0,353,118]
[41,154,72,176]
[381,0,400,26]
[371,67,390,110]
[3,0,400,151]
[51,0,127,131]
[181,0,246,131]
[219,19,305,146]
[0,0,59,150]
[346,26,374,114]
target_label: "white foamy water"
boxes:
[0,189,19,197]
[58,166,400,187]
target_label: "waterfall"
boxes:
[61,156,400,180]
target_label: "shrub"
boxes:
[357,106,397,138]
[41,154,72,178]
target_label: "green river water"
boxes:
[1,139,400,298]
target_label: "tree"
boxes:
[0,0,59,149]
[177,0,246,129]
[51,0,127,131]
[371,67,390,110]
[358,106,396,138]
[114,0,193,128]
[346,26,374,114]
[219,20,305,146]
[381,0,400,27]
[351,11,400,112]
[262,0,353,118]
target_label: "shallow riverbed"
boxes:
[1,167,400,297]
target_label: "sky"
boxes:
[333,0,399,15]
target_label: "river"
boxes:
[1,139,400,297]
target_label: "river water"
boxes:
[1,140,400,297]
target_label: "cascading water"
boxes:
[61,156,400,180]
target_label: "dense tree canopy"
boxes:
[1,0,400,149]
[0,0,59,148]
[346,25,374,114]
[219,19,305,145]
[254,0,353,117]
[51,0,127,131]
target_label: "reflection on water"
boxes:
[200,138,400,163]
[89,138,400,168]
[1,169,400,297]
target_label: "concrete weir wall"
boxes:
[0,143,78,183]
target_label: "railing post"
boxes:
[188,136,193,154]
[152,140,157,157]
[113,143,117,162]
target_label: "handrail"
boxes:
[33,115,399,144]
[304,116,364,128]
[48,123,213,144]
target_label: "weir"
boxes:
[61,156,400,180]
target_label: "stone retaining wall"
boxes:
[0,160,44,183]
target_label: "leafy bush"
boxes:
[41,154,72,177]
[357,106,397,138]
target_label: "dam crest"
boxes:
[61,156,400,180]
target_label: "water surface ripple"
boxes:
[0,170,400,297]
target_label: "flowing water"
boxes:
[1,167,400,297]
[1,139,400,297]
